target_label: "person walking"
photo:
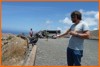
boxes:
[29,28,33,37]
[29,28,35,47]
[55,11,90,66]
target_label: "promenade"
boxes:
[35,38,98,66]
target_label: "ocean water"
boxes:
[2,30,29,35]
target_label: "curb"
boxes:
[23,45,37,66]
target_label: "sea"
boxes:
[2,30,29,35]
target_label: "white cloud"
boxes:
[59,17,72,25]
[84,11,97,16]
[57,27,62,30]
[81,10,99,28]
[93,28,98,30]
[56,9,98,31]
[79,9,84,13]
[59,10,98,27]
[57,27,70,34]
[60,9,99,30]
[79,9,98,16]
[46,20,52,24]
[57,27,64,33]
[95,12,99,20]
[82,17,98,26]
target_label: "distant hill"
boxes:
[90,30,98,39]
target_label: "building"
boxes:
[38,30,61,38]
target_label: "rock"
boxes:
[2,33,28,66]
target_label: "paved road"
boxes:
[35,38,98,66]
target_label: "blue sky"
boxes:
[2,2,99,34]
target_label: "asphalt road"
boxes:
[35,38,98,66]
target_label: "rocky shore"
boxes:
[2,33,28,66]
